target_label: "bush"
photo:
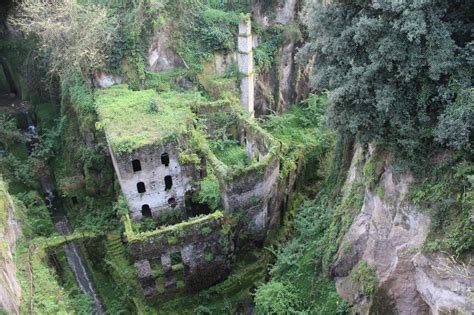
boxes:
[13,0,117,77]
[196,8,239,52]
[299,0,474,161]
[255,281,301,314]
[15,191,55,238]
[193,171,221,210]
[350,261,378,297]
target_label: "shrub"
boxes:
[350,261,378,297]
[193,170,221,210]
[255,281,301,314]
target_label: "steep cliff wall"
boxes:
[252,0,309,116]
[332,146,474,314]
[0,179,21,314]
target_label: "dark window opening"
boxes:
[161,153,170,167]
[141,204,152,218]
[170,251,183,266]
[168,197,177,208]
[137,182,146,193]
[132,159,142,172]
[199,156,206,178]
[170,251,185,289]
[164,176,172,190]
[71,196,78,205]
[185,190,212,218]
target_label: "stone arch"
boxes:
[141,204,152,218]
[137,182,146,193]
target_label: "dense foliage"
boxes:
[412,154,474,256]
[13,0,117,78]
[299,0,473,162]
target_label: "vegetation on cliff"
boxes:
[1,0,472,314]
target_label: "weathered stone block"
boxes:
[238,35,253,54]
[240,74,255,113]
[238,53,253,75]
[239,18,251,37]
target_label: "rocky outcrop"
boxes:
[414,253,474,314]
[252,0,309,116]
[332,147,474,314]
[148,26,184,72]
[0,180,21,314]
[93,71,123,89]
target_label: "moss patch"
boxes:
[210,140,249,168]
[95,85,203,153]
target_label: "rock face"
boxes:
[332,147,474,314]
[414,253,474,314]
[252,0,309,116]
[93,71,123,89]
[0,181,21,315]
[148,26,184,72]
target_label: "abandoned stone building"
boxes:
[108,141,201,221]
[95,17,303,299]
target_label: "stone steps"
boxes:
[105,232,126,259]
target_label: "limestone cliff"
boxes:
[252,0,310,115]
[331,146,474,314]
[0,179,21,314]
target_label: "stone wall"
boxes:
[109,140,201,221]
[0,180,21,315]
[128,212,232,298]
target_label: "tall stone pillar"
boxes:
[238,15,254,116]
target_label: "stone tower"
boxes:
[238,15,254,116]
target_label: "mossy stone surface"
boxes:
[95,85,203,153]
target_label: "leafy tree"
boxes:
[12,0,117,79]
[298,0,473,161]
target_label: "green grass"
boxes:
[95,85,203,153]
[210,140,249,168]
[261,94,334,179]
[262,94,330,149]
[124,211,224,242]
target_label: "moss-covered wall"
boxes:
[126,212,232,298]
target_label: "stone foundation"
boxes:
[126,212,232,298]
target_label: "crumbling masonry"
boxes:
[97,17,303,300]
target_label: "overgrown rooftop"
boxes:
[95,84,203,153]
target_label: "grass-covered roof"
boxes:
[95,85,202,153]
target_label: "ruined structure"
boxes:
[109,141,200,221]
[96,87,202,221]
[93,17,301,300]
[95,83,302,299]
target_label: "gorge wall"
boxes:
[0,180,21,315]
[332,145,474,314]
